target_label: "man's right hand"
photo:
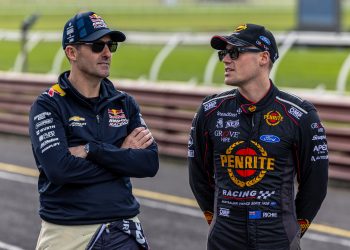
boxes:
[121,127,154,149]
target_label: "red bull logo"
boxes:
[48,84,66,97]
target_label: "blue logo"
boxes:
[249,210,261,219]
[259,36,271,45]
[260,135,280,143]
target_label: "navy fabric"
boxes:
[29,71,159,225]
[62,11,126,48]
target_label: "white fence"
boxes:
[1,29,350,94]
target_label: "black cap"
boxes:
[211,24,279,63]
[62,11,126,49]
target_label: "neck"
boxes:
[68,70,101,98]
[238,77,271,103]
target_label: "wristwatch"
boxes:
[84,143,90,155]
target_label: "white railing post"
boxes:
[203,51,219,85]
[336,53,350,95]
[149,34,181,82]
[270,31,297,82]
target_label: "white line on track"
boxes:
[1,170,350,248]
[0,241,25,250]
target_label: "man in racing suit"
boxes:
[29,11,159,249]
[188,24,328,250]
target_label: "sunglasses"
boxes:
[69,41,118,53]
[218,47,262,61]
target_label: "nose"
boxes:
[101,44,111,57]
[222,53,232,63]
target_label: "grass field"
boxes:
[1,0,350,92]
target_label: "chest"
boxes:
[60,102,131,146]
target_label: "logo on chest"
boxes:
[220,141,275,187]
[108,108,128,127]
[264,110,283,126]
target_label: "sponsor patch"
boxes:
[249,211,261,219]
[219,207,230,217]
[203,100,217,111]
[260,135,280,143]
[264,111,283,126]
[220,141,275,187]
[288,107,303,120]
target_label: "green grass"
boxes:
[1,0,350,93]
[276,47,350,90]
[27,42,61,73]
[0,41,20,70]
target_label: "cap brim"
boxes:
[80,29,126,42]
[211,35,252,50]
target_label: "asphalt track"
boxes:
[1,134,350,250]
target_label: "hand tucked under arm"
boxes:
[121,127,154,149]
[69,145,87,158]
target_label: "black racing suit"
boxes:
[188,83,328,250]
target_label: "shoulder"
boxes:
[275,90,317,121]
[201,89,237,113]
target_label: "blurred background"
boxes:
[0,0,350,92]
[1,1,350,250]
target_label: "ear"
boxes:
[65,46,78,61]
[259,51,270,66]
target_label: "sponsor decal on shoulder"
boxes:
[47,84,66,97]
[288,107,303,120]
[34,112,51,121]
[203,100,217,111]
[264,110,283,126]
[260,135,280,143]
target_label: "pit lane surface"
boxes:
[0,134,350,250]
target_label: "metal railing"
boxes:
[1,30,350,93]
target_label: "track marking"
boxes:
[1,162,350,242]
[0,241,25,250]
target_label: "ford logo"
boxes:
[260,135,280,143]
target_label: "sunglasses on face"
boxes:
[69,41,118,53]
[218,47,262,61]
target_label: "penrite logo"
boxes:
[264,110,283,126]
[220,141,275,187]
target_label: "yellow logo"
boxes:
[234,24,247,32]
[264,110,283,126]
[248,105,256,112]
[69,116,85,122]
[48,84,66,97]
[220,140,275,187]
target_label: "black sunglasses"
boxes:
[218,47,262,61]
[68,41,118,53]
